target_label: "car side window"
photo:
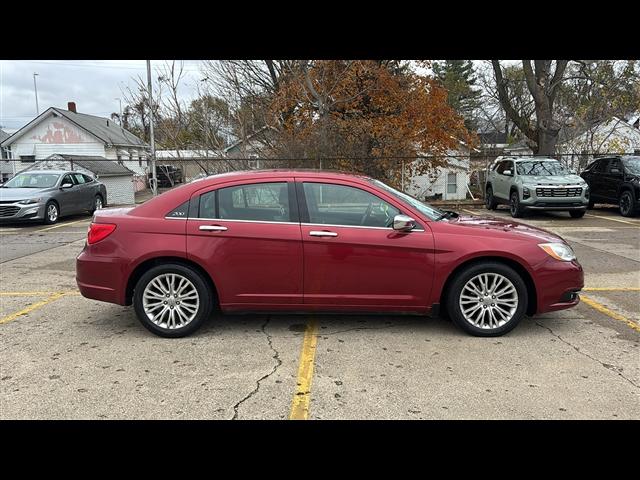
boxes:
[303,182,400,228]
[82,174,94,183]
[198,190,216,218]
[608,159,623,174]
[594,159,608,173]
[73,173,86,185]
[167,200,190,218]
[218,182,290,222]
[61,174,74,186]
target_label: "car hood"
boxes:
[448,214,565,243]
[0,188,47,201]
[520,174,585,185]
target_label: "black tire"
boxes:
[133,263,214,338]
[587,198,595,209]
[485,186,498,210]
[569,210,586,219]
[88,195,104,215]
[509,191,524,218]
[445,262,528,337]
[43,201,59,225]
[619,190,637,217]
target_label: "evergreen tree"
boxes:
[433,60,482,131]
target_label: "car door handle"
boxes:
[199,225,228,232]
[309,230,338,237]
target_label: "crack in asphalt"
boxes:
[231,317,282,420]
[535,322,639,389]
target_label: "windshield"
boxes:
[622,156,640,175]
[2,173,60,189]
[370,179,444,221]
[516,161,568,176]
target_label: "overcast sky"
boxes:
[0,60,205,132]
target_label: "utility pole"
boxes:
[146,60,157,196]
[115,98,122,125]
[33,73,39,115]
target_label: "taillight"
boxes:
[87,222,116,245]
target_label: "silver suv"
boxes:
[485,157,590,218]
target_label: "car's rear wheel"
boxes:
[446,262,528,337]
[619,190,637,217]
[133,264,213,338]
[485,186,498,210]
[88,195,103,215]
[569,210,586,218]
[43,201,59,225]
[509,191,524,218]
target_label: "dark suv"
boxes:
[580,155,640,217]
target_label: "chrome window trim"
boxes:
[302,222,425,232]
[188,217,299,225]
[163,217,425,231]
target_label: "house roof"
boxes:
[47,155,134,176]
[1,107,148,148]
[0,129,9,143]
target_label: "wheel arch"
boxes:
[438,255,538,316]
[125,256,219,307]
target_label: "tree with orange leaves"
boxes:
[266,60,476,186]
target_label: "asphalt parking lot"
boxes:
[1,206,638,420]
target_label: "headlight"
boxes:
[539,242,576,261]
[17,198,41,205]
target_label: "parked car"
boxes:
[149,165,183,188]
[580,155,640,217]
[485,157,590,218]
[0,170,107,224]
[77,170,583,338]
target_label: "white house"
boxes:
[404,150,472,201]
[0,102,149,191]
[558,116,640,170]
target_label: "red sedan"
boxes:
[76,170,584,337]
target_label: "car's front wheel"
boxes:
[43,201,59,225]
[446,262,528,337]
[619,190,637,217]
[133,263,213,337]
[509,191,524,218]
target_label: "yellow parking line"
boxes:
[583,288,640,292]
[0,292,67,325]
[37,219,90,232]
[0,291,80,296]
[581,294,640,333]
[585,214,640,226]
[289,319,319,420]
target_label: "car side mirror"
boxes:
[393,214,416,232]
[61,183,73,189]
[502,169,513,176]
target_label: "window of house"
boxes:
[20,155,36,163]
[303,182,399,228]
[447,173,457,194]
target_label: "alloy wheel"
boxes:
[95,197,103,210]
[620,192,631,216]
[459,273,519,329]
[47,204,58,223]
[142,273,200,330]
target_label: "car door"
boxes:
[584,159,608,201]
[57,173,82,216]
[185,178,304,310]
[297,178,435,311]
[604,158,624,202]
[71,173,93,211]
[494,161,512,200]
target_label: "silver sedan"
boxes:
[0,170,107,225]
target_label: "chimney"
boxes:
[68,102,77,113]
